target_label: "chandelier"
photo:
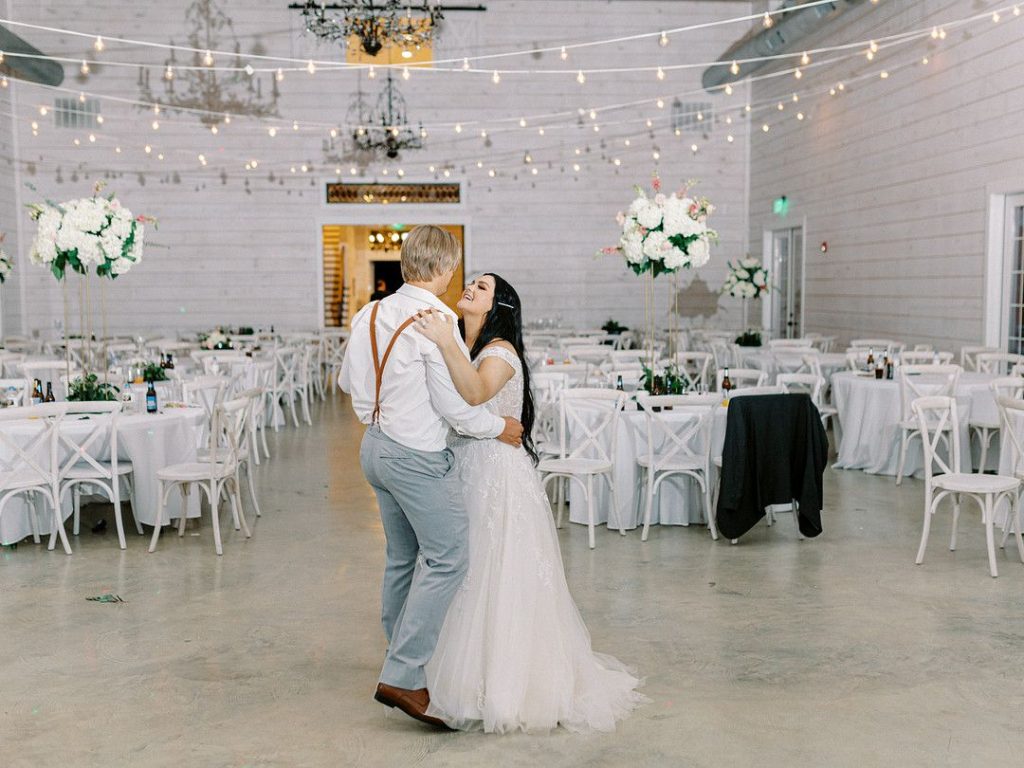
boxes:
[352,72,423,159]
[138,0,279,127]
[368,228,408,251]
[294,1,444,57]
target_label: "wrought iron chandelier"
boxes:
[138,0,279,127]
[352,72,424,159]
[294,0,444,57]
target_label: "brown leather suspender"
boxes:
[369,301,417,424]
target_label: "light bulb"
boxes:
[652,150,660,161]
[268,127,277,137]
[488,168,496,177]
[164,65,174,80]
[576,70,585,84]
[144,144,152,154]
[560,46,568,60]
[293,120,299,130]
[993,12,1000,22]
[730,60,740,75]
[922,56,929,65]
[797,112,805,120]
[531,167,538,175]
[94,36,104,52]
[538,127,545,135]
[589,109,597,119]
[367,65,376,79]
[203,50,214,66]
[519,117,527,127]
[244,64,254,76]
[307,60,316,74]
[880,70,889,79]
[572,163,580,172]
[777,102,784,111]
[480,129,487,138]
[866,50,874,61]
[794,68,802,79]
[613,158,621,166]
[96,115,104,124]
[762,124,770,132]
[492,70,500,84]
[80,60,90,75]
[656,98,664,109]
[727,134,734,143]
[725,84,733,95]
[763,12,773,28]
[276,68,284,82]
[792,93,799,102]
[691,144,698,153]
[659,31,669,47]
[151,120,159,130]
[455,123,462,133]
[224,115,231,124]
[656,67,665,81]
[39,106,47,116]
[330,128,338,138]
[462,58,470,71]
[115,146,121,153]
[211,125,218,134]
[402,67,411,80]
[800,51,810,66]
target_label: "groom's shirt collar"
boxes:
[396,283,457,317]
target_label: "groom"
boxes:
[340,225,523,728]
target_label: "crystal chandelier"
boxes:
[352,72,423,159]
[138,0,279,127]
[294,0,444,57]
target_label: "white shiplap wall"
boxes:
[0,83,24,336]
[0,0,752,337]
[748,0,1024,350]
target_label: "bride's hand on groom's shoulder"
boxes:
[414,309,455,346]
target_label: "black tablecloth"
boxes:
[715,393,828,540]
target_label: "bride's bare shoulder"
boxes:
[483,339,517,354]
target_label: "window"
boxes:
[1006,196,1024,354]
[53,98,100,129]
[671,100,713,134]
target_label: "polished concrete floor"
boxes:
[3,394,1024,767]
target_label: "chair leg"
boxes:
[234,483,251,539]
[977,428,992,474]
[915,492,934,565]
[245,461,262,518]
[896,428,909,486]
[210,482,223,556]
[131,478,144,535]
[302,394,312,426]
[72,485,81,536]
[48,485,71,554]
[177,484,190,537]
[260,414,271,459]
[28,492,40,544]
[706,475,719,541]
[288,392,300,427]
[984,494,998,578]
[250,423,261,467]
[641,471,655,542]
[608,470,625,536]
[586,474,596,550]
[112,479,126,550]
[1012,492,1024,564]
[555,476,564,529]
[950,494,960,551]
[229,473,242,530]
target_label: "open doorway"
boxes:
[322,224,465,327]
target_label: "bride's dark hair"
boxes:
[458,273,537,463]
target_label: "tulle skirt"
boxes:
[425,437,647,734]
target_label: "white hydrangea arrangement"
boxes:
[27,182,153,281]
[721,257,769,299]
[602,175,717,277]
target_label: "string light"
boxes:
[39,105,48,116]
[922,56,929,65]
[454,123,462,133]
[763,12,773,28]
[659,31,669,47]
[80,60,89,75]
[797,112,805,120]
[0,76,7,88]
[880,70,889,78]
[538,127,545,135]
[292,120,299,130]
[792,93,799,103]
[93,36,104,52]
[794,68,802,79]
[96,115,104,124]
[727,134,734,143]
[461,58,470,71]
[730,60,740,75]
[329,128,337,138]
[151,119,159,130]
[572,163,580,172]
[144,144,152,154]
[576,70,585,84]
[244,64,254,76]
[211,125,218,134]
[656,98,664,109]
[690,143,698,153]
[492,70,500,84]
[164,65,174,80]
[268,127,277,137]
[306,59,316,74]
[589,109,597,119]
[402,66,411,80]
[560,46,568,60]
[656,67,665,80]
[488,168,496,177]
[276,68,284,82]
[519,117,527,127]
[203,50,214,66]
[800,51,810,66]
[724,83,733,95]
[762,123,770,132]
[223,115,230,124]
[992,11,1001,22]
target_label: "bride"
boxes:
[413,273,646,734]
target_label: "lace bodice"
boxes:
[475,345,523,419]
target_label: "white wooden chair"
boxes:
[565,345,611,367]
[537,362,591,388]
[0,403,70,553]
[995,395,1024,550]
[635,395,718,541]
[975,352,1024,376]
[322,330,349,394]
[960,346,999,371]
[604,366,645,392]
[607,349,647,368]
[57,402,136,550]
[967,378,1024,474]
[845,349,878,371]
[531,371,569,458]
[768,339,814,350]
[197,388,263,520]
[895,365,961,485]
[716,367,767,392]
[850,338,904,354]
[912,396,1021,578]
[18,360,70,393]
[183,376,229,446]
[538,389,626,549]
[663,352,713,392]
[150,396,252,556]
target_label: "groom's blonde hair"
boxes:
[401,225,461,282]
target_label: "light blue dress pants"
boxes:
[359,426,469,690]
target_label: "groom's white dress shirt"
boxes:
[340,283,505,452]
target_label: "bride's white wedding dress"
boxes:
[425,345,646,734]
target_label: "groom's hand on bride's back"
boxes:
[497,417,523,448]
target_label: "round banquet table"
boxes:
[567,400,728,531]
[0,406,206,545]
[831,371,999,477]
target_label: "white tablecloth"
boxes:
[740,350,848,380]
[831,371,998,477]
[0,407,206,545]
[567,402,728,530]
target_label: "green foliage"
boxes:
[142,362,168,383]
[67,374,120,402]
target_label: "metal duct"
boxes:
[702,0,868,92]
[0,25,65,86]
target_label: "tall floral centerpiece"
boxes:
[602,175,717,366]
[721,256,769,334]
[27,182,154,382]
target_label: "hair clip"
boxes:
[497,301,515,309]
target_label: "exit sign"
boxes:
[773,196,789,216]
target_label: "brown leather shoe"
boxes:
[374,683,453,730]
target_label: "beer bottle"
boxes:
[44,382,56,403]
[31,379,43,405]
[146,380,158,414]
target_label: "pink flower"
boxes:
[677,186,689,198]
[615,211,626,226]
[651,176,661,192]
[600,246,620,255]
[639,226,649,236]
[654,193,666,206]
